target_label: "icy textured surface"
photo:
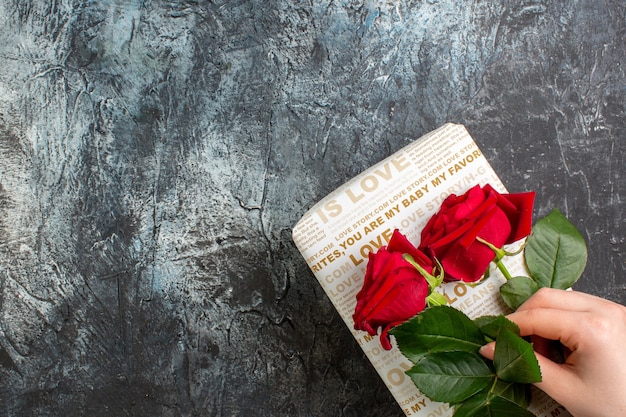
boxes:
[0,1,624,416]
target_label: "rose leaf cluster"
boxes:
[390,306,541,417]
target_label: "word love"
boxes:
[314,155,411,224]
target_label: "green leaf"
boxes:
[451,380,531,417]
[494,328,542,384]
[406,351,493,403]
[390,306,485,363]
[453,394,536,417]
[473,315,520,341]
[493,381,531,408]
[525,209,587,289]
[500,277,540,311]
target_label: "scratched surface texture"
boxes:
[0,1,624,416]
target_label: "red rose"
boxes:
[353,230,432,350]
[418,184,535,283]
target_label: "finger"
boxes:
[517,288,611,313]
[530,350,582,407]
[506,308,586,351]
[480,337,567,364]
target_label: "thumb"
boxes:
[531,351,579,406]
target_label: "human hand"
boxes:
[479,288,626,417]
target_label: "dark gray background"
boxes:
[0,1,624,416]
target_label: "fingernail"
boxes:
[479,343,495,358]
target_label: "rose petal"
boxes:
[387,229,432,268]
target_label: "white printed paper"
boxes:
[292,123,572,417]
